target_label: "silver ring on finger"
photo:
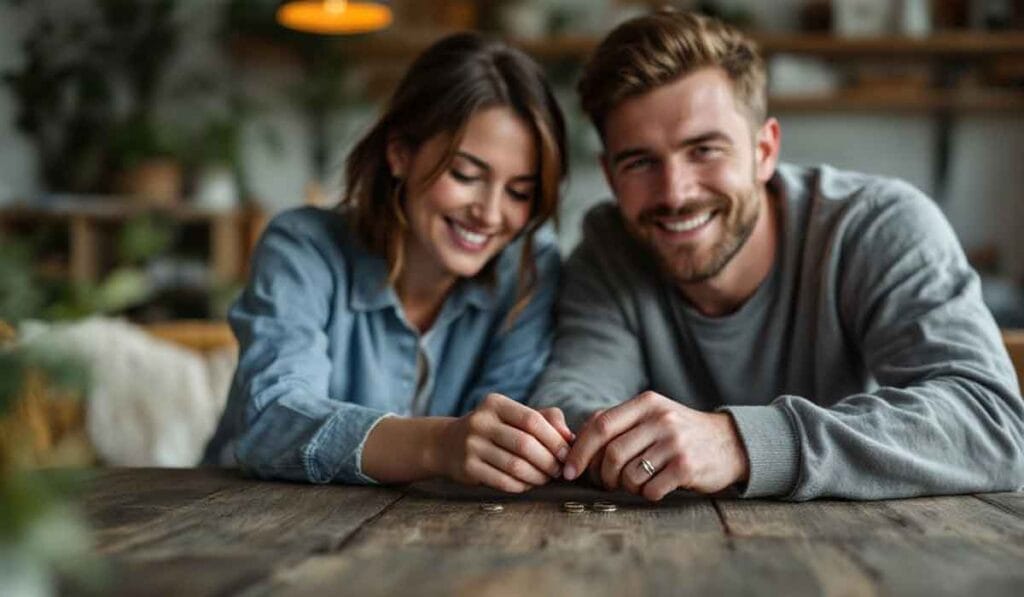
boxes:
[638,457,657,478]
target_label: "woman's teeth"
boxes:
[451,220,488,246]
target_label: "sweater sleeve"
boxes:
[529,221,649,430]
[229,215,390,485]
[728,182,1024,500]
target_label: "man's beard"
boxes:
[631,187,761,285]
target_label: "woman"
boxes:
[204,33,571,493]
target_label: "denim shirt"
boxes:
[203,206,560,484]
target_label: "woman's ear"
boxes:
[386,135,411,179]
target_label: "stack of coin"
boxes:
[479,502,504,513]
[592,501,618,513]
[561,501,585,513]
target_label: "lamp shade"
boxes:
[276,0,392,35]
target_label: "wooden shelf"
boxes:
[0,199,267,285]
[770,89,1024,113]
[0,197,250,222]
[335,30,1024,64]
[755,31,1024,57]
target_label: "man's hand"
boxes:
[563,391,750,500]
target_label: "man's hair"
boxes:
[578,9,766,137]
[343,32,567,321]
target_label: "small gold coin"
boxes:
[480,502,504,513]
[592,501,618,512]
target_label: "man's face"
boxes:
[601,68,776,285]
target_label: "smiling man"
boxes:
[530,10,1024,501]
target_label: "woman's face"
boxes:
[388,106,538,281]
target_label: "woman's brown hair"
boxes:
[342,32,567,321]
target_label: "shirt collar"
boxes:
[348,245,497,314]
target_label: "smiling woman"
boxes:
[203,33,574,494]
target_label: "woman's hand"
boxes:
[434,393,574,493]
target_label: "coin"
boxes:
[592,501,618,512]
[561,501,585,513]
[480,502,504,513]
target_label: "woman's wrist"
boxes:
[362,415,456,483]
[422,416,456,478]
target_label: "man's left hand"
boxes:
[563,391,750,500]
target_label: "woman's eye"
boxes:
[450,169,478,183]
[507,188,534,202]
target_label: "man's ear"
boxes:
[385,135,411,179]
[754,117,781,184]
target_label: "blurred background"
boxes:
[1,3,1023,591]
[1,0,1023,325]
[3,0,1024,457]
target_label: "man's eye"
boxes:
[624,157,653,172]
[693,146,722,160]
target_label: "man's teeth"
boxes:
[452,221,487,245]
[660,211,714,232]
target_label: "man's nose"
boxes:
[660,158,698,209]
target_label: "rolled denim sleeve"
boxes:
[459,238,560,412]
[229,216,390,484]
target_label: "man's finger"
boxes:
[600,425,657,491]
[564,394,660,480]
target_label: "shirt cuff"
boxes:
[303,406,394,484]
[719,405,800,498]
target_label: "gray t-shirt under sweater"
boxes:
[530,163,1024,501]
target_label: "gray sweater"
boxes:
[531,163,1024,500]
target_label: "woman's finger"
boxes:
[475,439,551,486]
[490,423,562,478]
[539,407,574,443]
[463,457,533,494]
[487,394,571,463]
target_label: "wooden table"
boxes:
[82,468,1024,596]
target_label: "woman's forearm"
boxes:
[361,416,455,483]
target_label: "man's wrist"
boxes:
[717,412,751,485]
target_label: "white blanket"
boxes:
[18,317,235,467]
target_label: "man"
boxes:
[529,10,1024,501]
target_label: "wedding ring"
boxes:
[638,458,656,477]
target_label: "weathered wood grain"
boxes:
[79,470,1024,597]
[716,494,1024,541]
[84,467,255,534]
[251,482,883,597]
[975,492,1024,520]
[85,468,402,597]
[249,539,881,597]
[717,494,1024,596]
